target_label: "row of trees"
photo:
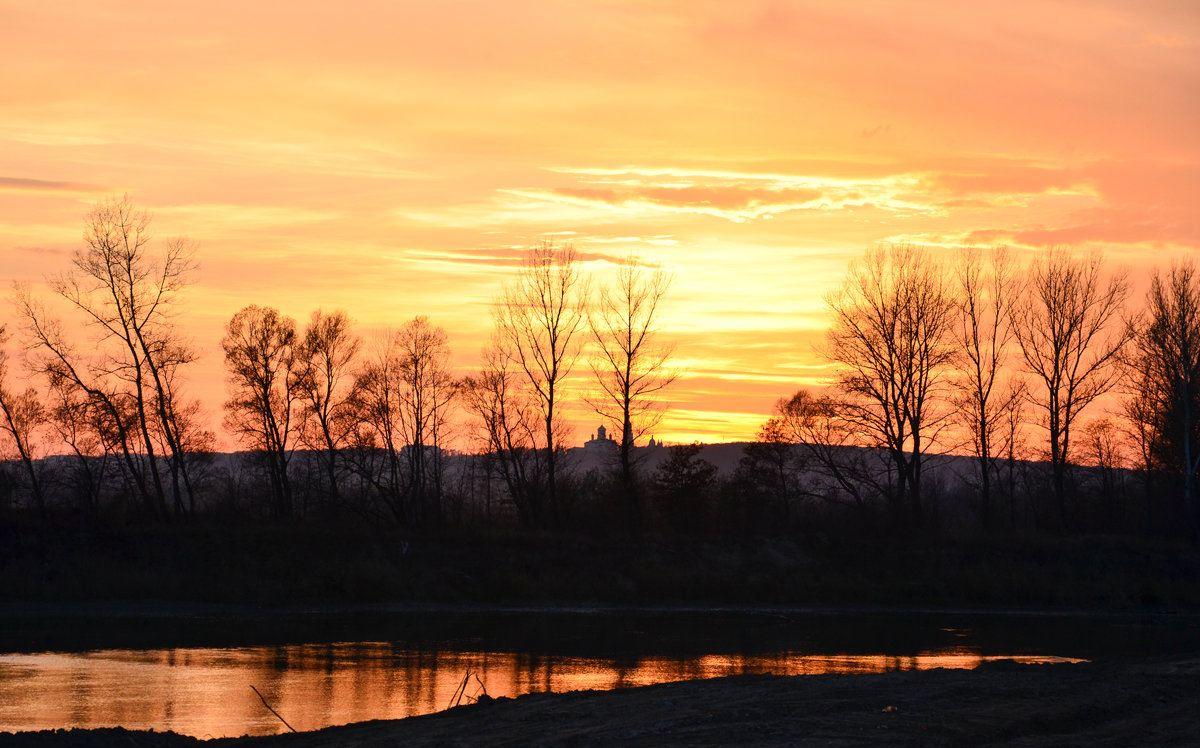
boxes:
[3,196,1200,540]
[217,241,675,529]
[755,244,1200,537]
[0,197,677,529]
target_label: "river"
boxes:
[0,605,1194,738]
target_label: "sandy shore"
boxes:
[4,657,1199,746]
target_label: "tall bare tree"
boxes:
[823,244,956,523]
[952,246,1020,529]
[395,316,456,527]
[1011,249,1130,524]
[588,256,677,518]
[221,304,300,519]
[1124,261,1200,532]
[65,196,198,514]
[14,196,198,517]
[295,309,361,508]
[494,241,588,527]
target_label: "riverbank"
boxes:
[3,521,1199,610]
[3,600,1197,660]
[4,657,1199,746]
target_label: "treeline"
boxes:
[0,196,675,532]
[2,197,1199,544]
[743,245,1200,541]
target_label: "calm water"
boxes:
[0,607,1193,738]
[0,644,1082,738]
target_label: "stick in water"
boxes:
[448,670,471,709]
[251,685,298,733]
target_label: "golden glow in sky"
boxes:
[2,1,1198,446]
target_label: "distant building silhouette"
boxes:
[582,424,663,450]
[584,425,618,451]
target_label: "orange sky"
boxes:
[2,1,1198,447]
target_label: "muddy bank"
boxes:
[5,657,1199,746]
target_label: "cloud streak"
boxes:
[510,168,936,222]
[0,176,104,193]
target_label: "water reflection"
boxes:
[0,644,1081,738]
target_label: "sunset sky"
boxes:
[2,1,1198,448]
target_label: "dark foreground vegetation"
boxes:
[5,658,1199,746]
[3,514,1198,610]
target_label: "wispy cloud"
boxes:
[0,176,105,193]
[509,167,934,223]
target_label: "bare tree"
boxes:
[15,287,149,515]
[587,256,677,522]
[13,196,198,517]
[1124,261,1200,532]
[295,309,361,508]
[395,316,456,528]
[769,389,877,512]
[43,370,109,513]
[157,370,214,515]
[352,333,406,521]
[221,304,300,519]
[823,244,957,524]
[996,378,1029,532]
[1082,417,1127,520]
[0,325,45,512]
[494,241,588,527]
[952,246,1020,529]
[353,318,456,527]
[460,337,543,526]
[1011,249,1130,525]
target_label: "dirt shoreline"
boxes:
[4,657,1199,746]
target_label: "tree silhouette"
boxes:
[494,241,588,527]
[952,246,1021,529]
[460,337,544,526]
[353,317,456,526]
[14,196,199,518]
[587,256,676,526]
[43,370,108,513]
[0,325,45,512]
[351,333,407,521]
[767,389,875,512]
[395,316,456,527]
[295,309,361,509]
[1012,249,1130,526]
[222,304,299,519]
[823,244,956,524]
[1125,261,1200,533]
[651,442,717,534]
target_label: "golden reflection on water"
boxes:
[0,645,1083,738]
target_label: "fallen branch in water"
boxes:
[251,685,298,733]
[470,672,490,703]
[448,670,472,709]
